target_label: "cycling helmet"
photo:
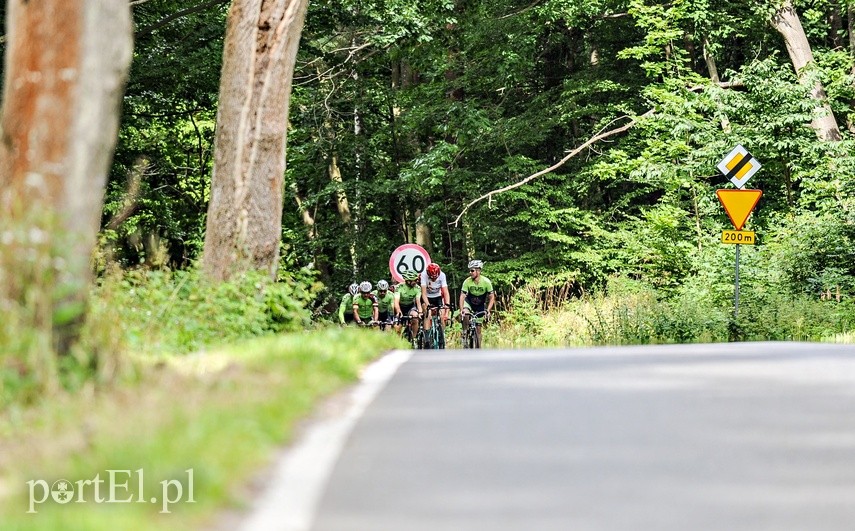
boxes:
[377,280,389,291]
[426,263,441,279]
[468,259,484,270]
[348,283,359,296]
[359,281,372,293]
[402,270,419,281]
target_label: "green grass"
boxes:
[0,328,405,530]
[489,282,855,347]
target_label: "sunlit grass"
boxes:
[0,328,405,530]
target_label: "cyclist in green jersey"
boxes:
[352,281,379,325]
[373,280,396,330]
[459,259,495,341]
[394,271,423,338]
[338,283,359,325]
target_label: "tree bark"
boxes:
[771,2,842,141]
[703,36,731,133]
[202,0,309,281]
[0,0,133,354]
[415,208,434,255]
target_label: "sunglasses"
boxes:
[469,269,478,272]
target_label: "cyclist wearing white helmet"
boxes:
[373,280,395,328]
[459,259,495,339]
[352,281,378,325]
[338,283,360,324]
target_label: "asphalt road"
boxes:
[310,342,855,531]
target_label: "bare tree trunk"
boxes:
[329,153,357,275]
[202,0,309,281]
[703,36,732,133]
[414,208,434,255]
[829,2,843,49]
[771,2,842,141]
[0,0,132,354]
[847,6,855,133]
[702,37,720,83]
[290,182,315,240]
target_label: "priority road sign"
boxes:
[716,189,762,231]
[717,145,761,189]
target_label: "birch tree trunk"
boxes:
[202,0,309,280]
[771,2,842,141]
[0,0,132,354]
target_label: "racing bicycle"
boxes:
[461,310,488,349]
[422,304,450,350]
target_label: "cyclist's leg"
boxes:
[424,296,441,331]
[408,307,420,342]
[461,302,472,334]
[471,304,486,348]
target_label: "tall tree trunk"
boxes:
[328,152,358,276]
[771,2,842,141]
[0,0,132,354]
[702,37,720,83]
[202,0,309,281]
[415,208,434,255]
[703,36,731,133]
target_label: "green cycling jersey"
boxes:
[395,283,422,306]
[461,276,494,307]
[352,293,378,320]
[337,293,353,323]
[373,290,395,314]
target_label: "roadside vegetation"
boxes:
[0,269,404,530]
[5,1,855,529]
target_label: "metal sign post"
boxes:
[716,145,762,333]
[734,244,740,318]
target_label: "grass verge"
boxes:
[0,328,405,530]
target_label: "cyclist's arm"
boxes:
[487,291,496,314]
[372,300,379,322]
[352,302,361,323]
[393,292,402,316]
[338,297,347,324]
[421,285,430,308]
[441,286,451,307]
[458,289,467,314]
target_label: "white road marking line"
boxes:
[239,349,413,531]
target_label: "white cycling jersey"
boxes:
[420,271,447,299]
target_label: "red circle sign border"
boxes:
[388,244,431,284]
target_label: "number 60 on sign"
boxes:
[721,230,756,245]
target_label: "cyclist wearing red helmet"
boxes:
[421,263,451,335]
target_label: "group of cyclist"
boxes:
[337,260,496,347]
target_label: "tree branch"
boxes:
[499,0,544,19]
[136,0,230,38]
[451,110,654,227]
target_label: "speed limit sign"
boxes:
[389,244,431,284]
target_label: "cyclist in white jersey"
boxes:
[421,263,451,334]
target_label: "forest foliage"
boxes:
[1,0,854,339]
[97,0,855,312]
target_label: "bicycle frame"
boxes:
[399,314,423,349]
[422,305,449,349]
[462,310,487,349]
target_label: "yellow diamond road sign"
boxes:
[717,144,760,188]
[716,189,762,231]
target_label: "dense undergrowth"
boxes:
[493,275,855,348]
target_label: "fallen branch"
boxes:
[451,109,654,226]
